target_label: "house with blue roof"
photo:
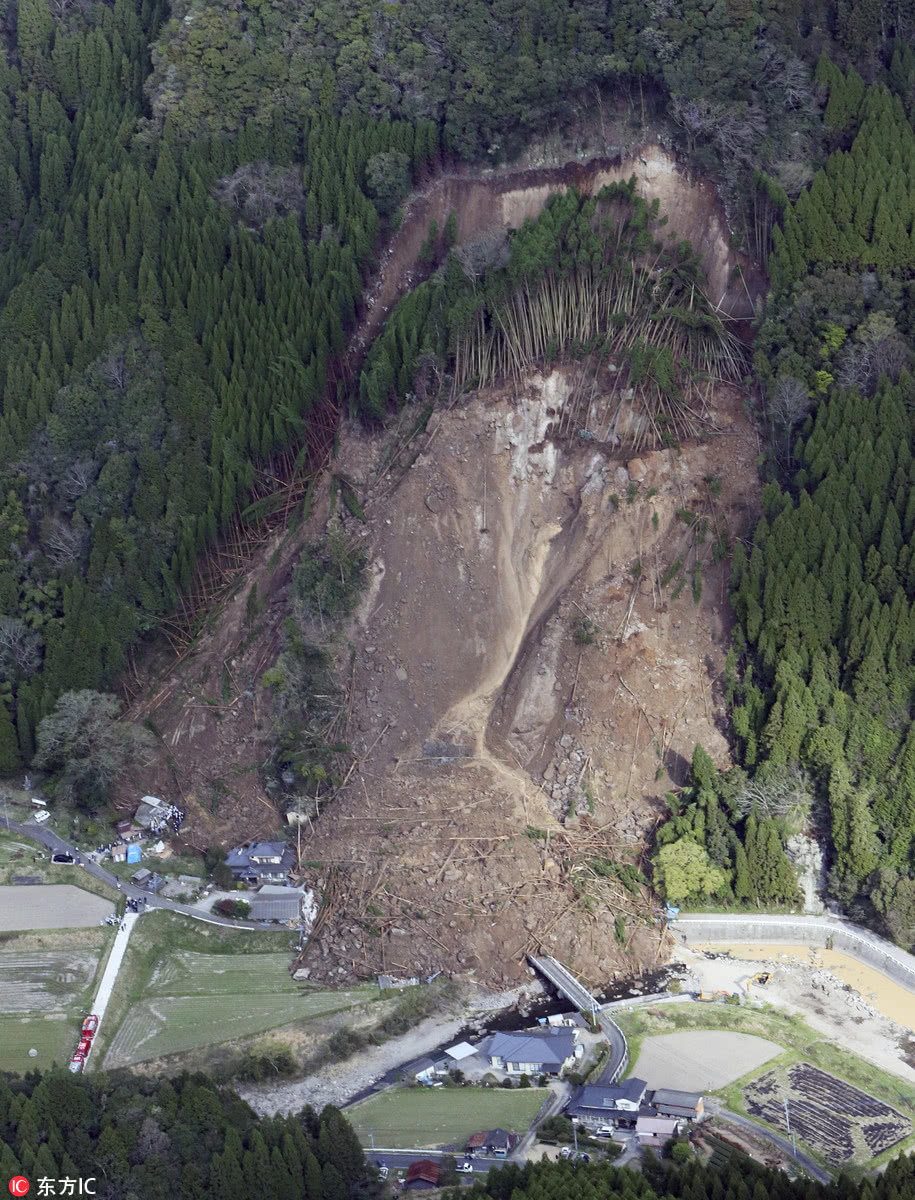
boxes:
[484,1028,581,1076]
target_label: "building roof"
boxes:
[248,897,301,921]
[487,1029,576,1066]
[445,1040,478,1061]
[407,1056,437,1075]
[571,1079,647,1110]
[637,1116,680,1136]
[652,1088,703,1108]
[405,1161,439,1185]
[134,797,167,827]
[485,1128,513,1149]
[131,868,151,883]
[226,843,295,874]
[249,841,289,859]
[466,1132,487,1149]
[257,883,300,895]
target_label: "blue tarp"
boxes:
[126,844,141,864]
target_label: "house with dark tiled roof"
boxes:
[651,1088,704,1120]
[465,1129,518,1156]
[484,1028,580,1075]
[567,1079,648,1129]
[225,841,295,884]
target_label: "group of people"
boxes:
[148,803,185,836]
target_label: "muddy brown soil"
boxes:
[293,368,759,988]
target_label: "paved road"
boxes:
[528,956,628,1085]
[706,1102,831,1183]
[83,909,139,1069]
[2,813,260,930]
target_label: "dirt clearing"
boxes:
[0,884,113,931]
[677,944,915,1086]
[632,1030,782,1090]
[689,944,915,1033]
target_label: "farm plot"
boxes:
[744,1063,911,1163]
[148,951,299,996]
[0,884,113,930]
[104,988,371,1067]
[0,949,100,1011]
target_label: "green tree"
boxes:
[654,838,729,904]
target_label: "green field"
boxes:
[95,909,382,1069]
[148,951,301,996]
[0,1013,78,1074]
[105,987,372,1066]
[347,1087,550,1149]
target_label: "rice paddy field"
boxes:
[97,911,381,1069]
[0,930,109,1072]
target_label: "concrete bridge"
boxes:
[527,954,629,1084]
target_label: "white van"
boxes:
[33,810,50,824]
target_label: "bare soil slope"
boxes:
[296,371,758,987]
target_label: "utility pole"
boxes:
[783,1098,797,1159]
[572,1119,579,1156]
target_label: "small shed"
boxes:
[248,895,302,923]
[636,1115,681,1146]
[130,868,151,886]
[110,845,127,863]
[404,1161,439,1190]
[651,1089,704,1120]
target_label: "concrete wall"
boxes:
[673,914,915,997]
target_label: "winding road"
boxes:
[2,811,261,930]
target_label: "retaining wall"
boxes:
[674,915,915,997]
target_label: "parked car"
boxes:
[33,810,50,824]
[77,1037,92,1056]
[596,1126,614,1137]
[68,1053,85,1073]
[376,1163,388,1180]
[82,1015,99,1036]
[51,853,75,865]
[457,1163,474,1174]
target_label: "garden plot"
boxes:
[0,950,100,1011]
[104,988,372,1067]
[744,1062,911,1163]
